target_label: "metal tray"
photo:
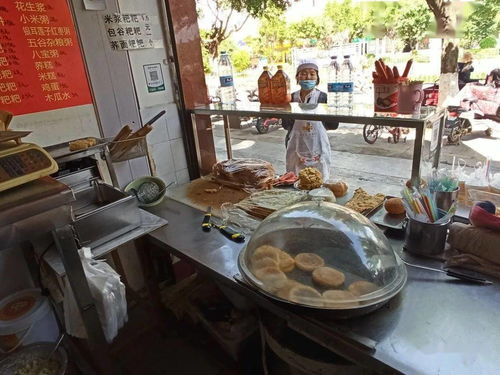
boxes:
[45,137,107,164]
[368,196,405,230]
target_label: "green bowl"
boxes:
[124,176,166,207]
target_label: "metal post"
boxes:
[190,113,202,168]
[432,114,446,169]
[411,121,424,183]
[223,114,233,159]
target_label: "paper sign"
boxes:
[0,0,93,115]
[143,63,164,93]
[103,13,158,50]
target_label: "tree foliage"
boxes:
[462,0,500,48]
[391,3,432,51]
[323,0,374,43]
[232,49,252,72]
[289,17,325,46]
[256,5,291,62]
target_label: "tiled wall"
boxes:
[120,0,189,186]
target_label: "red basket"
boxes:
[423,83,439,107]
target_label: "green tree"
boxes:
[393,4,432,51]
[323,0,374,43]
[232,49,252,72]
[462,0,500,48]
[197,0,289,58]
[256,5,292,63]
[289,18,326,47]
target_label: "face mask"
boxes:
[299,80,316,90]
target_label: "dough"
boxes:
[322,290,359,308]
[312,266,345,288]
[254,267,288,292]
[278,251,295,273]
[289,285,323,307]
[384,197,406,215]
[348,280,379,296]
[252,245,281,262]
[275,279,301,300]
[298,167,323,190]
[252,257,279,271]
[295,253,325,272]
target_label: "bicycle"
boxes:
[362,124,409,144]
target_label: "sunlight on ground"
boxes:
[231,139,255,150]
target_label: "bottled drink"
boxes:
[271,65,291,104]
[218,51,236,104]
[257,66,273,104]
[327,56,340,107]
[339,55,354,109]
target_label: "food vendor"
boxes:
[282,60,338,180]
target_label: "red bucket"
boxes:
[374,83,399,112]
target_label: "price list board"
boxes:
[0,0,92,115]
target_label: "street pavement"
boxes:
[213,119,500,196]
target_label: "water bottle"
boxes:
[339,55,354,109]
[218,51,236,104]
[327,56,340,107]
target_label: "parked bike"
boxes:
[246,88,282,134]
[363,125,409,144]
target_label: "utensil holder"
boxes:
[434,188,459,211]
[108,136,148,162]
[403,216,450,256]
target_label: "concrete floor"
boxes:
[213,119,500,197]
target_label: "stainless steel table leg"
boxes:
[411,122,424,183]
[52,225,117,375]
[223,114,233,159]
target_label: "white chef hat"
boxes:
[296,59,319,75]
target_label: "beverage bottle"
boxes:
[339,55,354,109]
[327,56,340,107]
[257,66,273,104]
[218,51,236,104]
[271,65,291,104]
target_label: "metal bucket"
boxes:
[435,188,459,211]
[403,216,450,256]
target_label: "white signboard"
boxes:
[103,13,158,50]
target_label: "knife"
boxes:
[202,206,212,232]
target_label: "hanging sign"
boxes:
[103,13,158,51]
[0,0,93,115]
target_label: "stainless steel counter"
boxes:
[147,198,500,375]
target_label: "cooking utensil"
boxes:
[202,206,212,232]
[47,333,65,360]
[125,177,172,207]
[212,223,246,243]
[397,255,492,285]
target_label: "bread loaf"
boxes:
[213,158,275,190]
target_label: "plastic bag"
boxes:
[64,248,127,343]
[212,158,275,191]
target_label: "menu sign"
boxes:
[0,0,92,115]
[103,13,157,51]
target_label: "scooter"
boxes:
[247,88,282,134]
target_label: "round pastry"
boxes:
[322,290,359,308]
[278,251,295,273]
[289,285,323,307]
[298,167,323,190]
[384,197,406,215]
[254,267,288,292]
[252,257,279,271]
[275,279,301,300]
[295,253,325,272]
[348,280,379,296]
[312,266,345,288]
[405,178,427,189]
[325,181,348,198]
[252,245,281,262]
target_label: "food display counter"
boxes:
[145,196,500,375]
[190,103,446,182]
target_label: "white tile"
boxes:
[166,103,183,140]
[170,138,187,171]
[150,142,175,177]
[159,171,177,186]
[129,156,151,179]
[175,168,190,184]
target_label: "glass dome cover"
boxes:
[238,201,407,310]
